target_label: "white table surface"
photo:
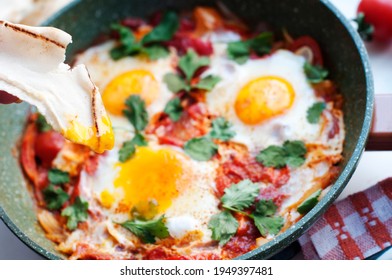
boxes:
[1,0,391,260]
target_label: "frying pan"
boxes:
[0,0,374,260]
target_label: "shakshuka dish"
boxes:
[20,6,345,260]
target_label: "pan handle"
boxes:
[366,94,392,150]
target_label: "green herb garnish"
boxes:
[253,200,284,236]
[184,117,235,161]
[227,32,273,64]
[118,133,148,162]
[164,97,183,122]
[42,185,70,210]
[208,211,239,246]
[297,189,322,215]
[163,50,221,93]
[256,140,307,168]
[307,102,326,124]
[208,179,284,245]
[120,215,169,244]
[48,169,70,185]
[184,137,218,161]
[209,117,236,141]
[304,62,328,84]
[353,13,374,42]
[36,113,52,132]
[123,95,148,132]
[61,197,89,230]
[110,11,179,60]
[119,95,149,163]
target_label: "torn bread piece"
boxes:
[0,20,114,153]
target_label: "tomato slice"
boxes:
[289,36,324,66]
[34,131,65,168]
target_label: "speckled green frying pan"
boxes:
[0,0,373,260]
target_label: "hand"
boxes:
[0,90,19,104]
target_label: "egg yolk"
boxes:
[112,147,183,219]
[234,76,295,124]
[102,69,159,116]
[64,115,114,154]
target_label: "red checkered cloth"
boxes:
[299,178,392,260]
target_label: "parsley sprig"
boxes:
[164,97,183,122]
[304,62,328,84]
[120,215,169,244]
[42,169,89,231]
[208,180,284,245]
[256,140,307,168]
[36,113,52,132]
[307,102,326,124]
[163,49,221,94]
[42,169,70,211]
[61,197,89,230]
[227,32,273,64]
[110,11,179,60]
[118,95,149,162]
[184,117,235,161]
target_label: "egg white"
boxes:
[205,48,324,154]
[74,41,175,122]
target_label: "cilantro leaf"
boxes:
[163,73,190,93]
[109,24,141,60]
[123,95,148,132]
[283,140,307,168]
[249,32,274,55]
[164,97,183,122]
[141,11,179,45]
[253,199,284,236]
[208,211,239,246]
[36,113,52,132]
[304,62,328,84]
[256,140,307,168]
[131,133,148,146]
[178,50,210,81]
[194,75,221,91]
[256,145,287,168]
[353,13,374,42]
[142,45,170,60]
[283,140,307,158]
[227,32,273,64]
[119,141,136,163]
[120,215,169,244]
[61,197,89,230]
[48,169,70,185]
[254,199,278,216]
[222,179,259,211]
[227,40,251,64]
[118,133,148,162]
[253,215,284,236]
[184,137,218,161]
[209,117,236,141]
[307,102,326,124]
[297,189,322,214]
[110,11,178,61]
[42,185,69,210]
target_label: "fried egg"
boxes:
[205,47,323,154]
[74,41,175,121]
[85,143,220,243]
